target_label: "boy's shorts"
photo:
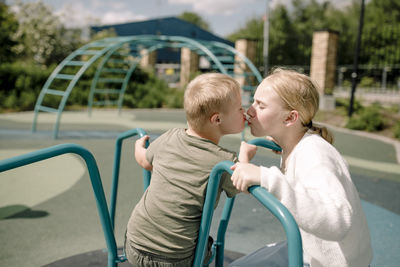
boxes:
[125,236,213,267]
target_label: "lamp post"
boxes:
[348,0,365,117]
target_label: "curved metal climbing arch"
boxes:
[32,35,262,138]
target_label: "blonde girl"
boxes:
[231,68,372,267]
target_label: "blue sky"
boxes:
[8,0,352,38]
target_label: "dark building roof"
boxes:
[91,17,233,63]
[91,16,233,46]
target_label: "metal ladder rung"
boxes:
[216,56,234,62]
[94,89,121,94]
[212,64,235,69]
[242,85,256,91]
[98,78,125,83]
[38,106,59,113]
[222,64,235,69]
[77,50,102,55]
[54,74,75,80]
[45,89,66,96]
[226,72,252,77]
[243,72,257,76]
[87,42,110,47]
[65,61,86,66]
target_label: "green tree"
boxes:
[178,11,211,31]
[90,27,117,41]
[48,27,83,65]
[227,17,263,41]
[291,0,338,65]
[362,0,400,65]
[0,3,18,63]
[325,2,359,65]
[268,5,298,65]
[11,0,83,65]
[226,0,399,68]
[226,5,300,66]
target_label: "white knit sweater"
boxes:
[260,133,373,267]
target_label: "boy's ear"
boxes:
[284,110,299,126]
[210,113,221,125]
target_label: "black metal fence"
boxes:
[250,23,400,92]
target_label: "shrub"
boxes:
[345,116,367,130]
[394,121,400,139]
[0,61,53,112]
[345,104,385,132]
[124,68,183,108]
[165,88,184,108]
[343,80,352,87]
[359,76,377,88]
[336,97,363,113]
[0,61,184,112]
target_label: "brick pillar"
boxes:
[140,49,157,71]
[310,30,339,110]
[180,47,199,88]
[234,39,257,106]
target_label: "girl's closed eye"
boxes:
[254,100,266,109]
[258,104,265,110]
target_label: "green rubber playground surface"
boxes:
[0,109,399,267]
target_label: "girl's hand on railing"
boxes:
[230,162,261,193]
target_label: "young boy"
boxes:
[125,73,247,266]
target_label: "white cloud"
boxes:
[101,11,148,25]
[88,0,129,10]
[168,0,258,15]
[168,0,354,16]
[55,2,98,27]
[55,1,147,27]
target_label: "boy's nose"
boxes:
[246,106,255,117]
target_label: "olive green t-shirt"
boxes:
[126,128,239,259]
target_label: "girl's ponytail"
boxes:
[309,122,334,144]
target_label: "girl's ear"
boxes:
[284,110,299,126]
[210,113,221,125]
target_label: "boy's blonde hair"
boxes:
[184,73,241,132]
[264,68,334,144]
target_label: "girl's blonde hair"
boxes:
[264,68,334,144]
[184,73,241,132]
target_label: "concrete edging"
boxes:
[318,121,400,164]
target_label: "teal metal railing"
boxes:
[249,185,303,267]
[110,130,301,267]
[0,143,125,267]
[193,160,303,267]
[109,128,149,230]
[193,138,303,267]
[247,137,282,151]
[0,133,301,267]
